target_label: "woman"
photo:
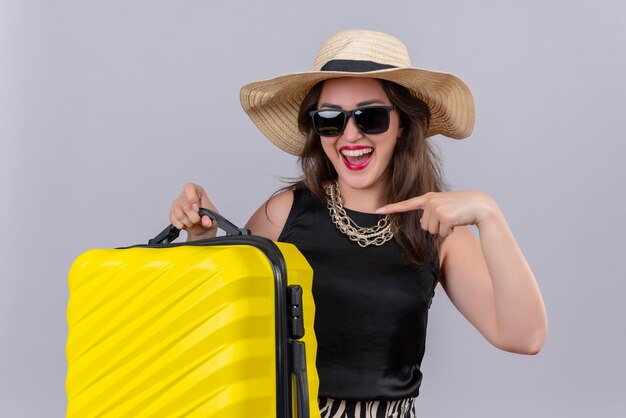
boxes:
[169,30,547,418]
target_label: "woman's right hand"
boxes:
[169,182,219,241]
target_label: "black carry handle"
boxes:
[148,208,250,245]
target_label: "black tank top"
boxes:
[278,187,439,400]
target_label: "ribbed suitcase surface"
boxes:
[67,239,319,418]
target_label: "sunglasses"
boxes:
[309,105,396,137]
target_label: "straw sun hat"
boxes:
[240,29,475,156]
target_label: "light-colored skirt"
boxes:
[318,397,416,418]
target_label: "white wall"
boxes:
[1,1,625,416]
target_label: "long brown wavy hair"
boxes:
[289,78,446,266]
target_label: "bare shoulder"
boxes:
[439,226,478,258]
[438,226,485,282]
[245,189,294,241]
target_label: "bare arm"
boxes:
[170,183,293,242]
[440,220,547,354]
[378,191,548,354]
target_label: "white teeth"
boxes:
[341,148,373,157]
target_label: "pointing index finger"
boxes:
[376,195,426,214]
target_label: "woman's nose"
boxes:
[341,115,364,142]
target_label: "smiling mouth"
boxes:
[341,147,373,170]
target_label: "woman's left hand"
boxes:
[376,191,499,237]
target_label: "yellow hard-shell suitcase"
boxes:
[66,209,319,418]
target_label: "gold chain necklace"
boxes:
[324,181,394,247]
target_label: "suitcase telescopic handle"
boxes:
[291,341,310,418]
[148,208,250,245]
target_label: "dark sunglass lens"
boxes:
[355,107,390,134]
[313,110,345,136]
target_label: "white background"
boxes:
[1,1,625,416]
